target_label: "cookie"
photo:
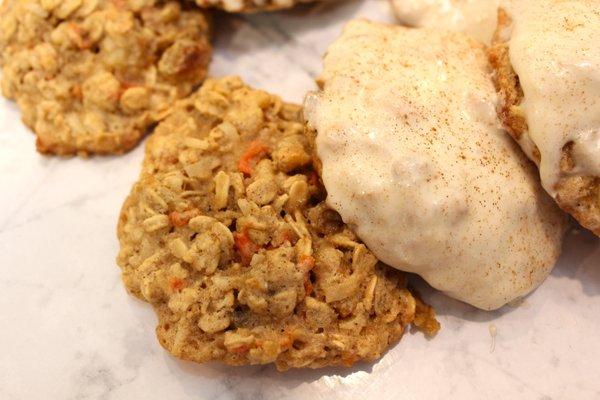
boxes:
[304,20,567,310]
[488,4,600,236]
[117,76,439,370]
[389,0,499,44]
[191,0,316,13]
[0,0,212,156]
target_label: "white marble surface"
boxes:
[1,1,599,399]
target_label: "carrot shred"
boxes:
[279,334,293,350]
[230,345,251,355]
[68,22,92,50]
[234,229,261,265]
[70,85,83,100]
[169,277,186,292]
[304,279,313,296]
[308,170,320,186]
[238,141,269,176]
[169,210,197,227]
[298,255,316,273]
[342,354,358,367]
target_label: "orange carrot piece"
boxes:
[308,170,320,186]
[304,279,313,296]
[169,277,186,292]
[234,230,261,265]
[342,354,358,367]
[169,210,198,227]
[230,345,251,355]
[298,255,315,273]
[238,141,269,176]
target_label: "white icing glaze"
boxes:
[506,0,600,195]
[390,0,499,43]
[305,20,565,310]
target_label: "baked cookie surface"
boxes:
[192,0,316,13]
[0,0,211,156]
[117,77,438,370]
[489,5,600,236]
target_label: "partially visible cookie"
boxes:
[389,0,499,44]
[0,0,212,156]
[117,76,439,370]
[489,4,600,236]
[191,0,317,13]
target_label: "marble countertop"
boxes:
[1,1,599,399]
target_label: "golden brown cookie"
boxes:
[117,77,438,371]
[489,8,600,236]
[0,0,212,156]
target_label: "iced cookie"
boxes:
[305,20,566,310]
[488,2,600,235]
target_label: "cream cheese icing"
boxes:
[305,20,566,310]
[390,0,499,43]
[505,0,600,195]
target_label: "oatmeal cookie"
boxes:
[0,0,212,156]
[117,76,439,370]
[489,6,600,236]
[191,0,317,13]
